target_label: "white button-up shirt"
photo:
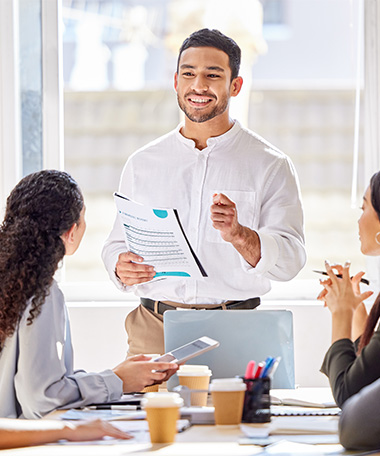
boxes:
[102,121,306,304]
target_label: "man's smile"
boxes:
[186,95,215,108]
[189,97,211,103]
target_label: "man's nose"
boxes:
[191,75,208,92]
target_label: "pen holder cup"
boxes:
[241,377,271,423]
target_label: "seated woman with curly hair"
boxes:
[0,170,177,419]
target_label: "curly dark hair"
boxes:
[0,170,83,351]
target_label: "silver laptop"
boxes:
[164,309,294,389]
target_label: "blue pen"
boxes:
[267,356,281,378]
[260,356,275,378]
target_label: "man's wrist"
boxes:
[232,226,259,249]
[229,226,261,268]
[229,224,247,246]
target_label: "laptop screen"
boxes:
[164,309,294,389]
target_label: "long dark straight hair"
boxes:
[358,171,380,353]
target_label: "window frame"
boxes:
[41,0,64,171]
[1,0,378,303]
[0,0,22,209]
[0,0,62,210]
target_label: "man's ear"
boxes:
[230,76,243,97]
[174,72,178,92]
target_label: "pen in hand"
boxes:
[313,270,370,285]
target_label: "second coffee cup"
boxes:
[210,378,246,425]
[176,365,212,406]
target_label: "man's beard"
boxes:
[177,93,229,123]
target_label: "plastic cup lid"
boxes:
[210,379,246,392]
[141,392,184,408]
[177,364,212,376]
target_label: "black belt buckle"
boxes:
[141,297,260,315]
[141,298,175,315]
[225,297,261,310]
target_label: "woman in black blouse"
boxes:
[319,171,380,408]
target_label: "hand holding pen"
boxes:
[316,261,373,312]
[314,269,369,285]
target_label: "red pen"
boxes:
[253,362,265,379]
[244,360,256,379]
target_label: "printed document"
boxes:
[114,193,207,279]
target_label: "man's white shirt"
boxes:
[102,121,306,305]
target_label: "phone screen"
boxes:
[154,353,176,363]
[170,338,210,362]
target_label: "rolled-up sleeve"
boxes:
[240,157,306,280]
[102,159,135,292]
[102,213,130,291]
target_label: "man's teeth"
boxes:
[190,98,210,103]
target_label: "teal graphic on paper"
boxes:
[155,272,191,277]
[153,209,168,218]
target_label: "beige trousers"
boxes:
[125,304,165,356]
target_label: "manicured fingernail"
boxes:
[344,260,351,267]
[325,260,330,266]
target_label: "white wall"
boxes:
[67,299,331,388]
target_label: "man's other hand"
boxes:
[210,193,243,243]
[115,251,155,286]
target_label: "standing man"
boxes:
[102,29,306,356]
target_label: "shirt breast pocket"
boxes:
[205,190,258,244]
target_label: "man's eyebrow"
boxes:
[206,66,225,72]
[179,64,225,72]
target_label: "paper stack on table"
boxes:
[241,416,339,437]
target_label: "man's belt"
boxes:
[140,297,261,315]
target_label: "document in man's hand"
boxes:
[114,193,207,279]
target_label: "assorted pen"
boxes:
[244,356,281,380]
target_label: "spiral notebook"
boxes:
[271,405,341,416]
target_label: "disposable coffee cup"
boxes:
[140,354,161,393]
[141,384,160,393]
[142,392,184,444]
[210,378,246,426]
[176,365,212,406]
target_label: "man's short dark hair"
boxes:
[177,28,241,81]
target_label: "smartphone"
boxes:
[152,336,219,365]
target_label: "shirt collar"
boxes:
[175,120,241,150]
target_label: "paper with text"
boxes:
[114,193,207,279]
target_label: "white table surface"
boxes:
[1,388,377,456]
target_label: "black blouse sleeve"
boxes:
[320,327,380,408]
